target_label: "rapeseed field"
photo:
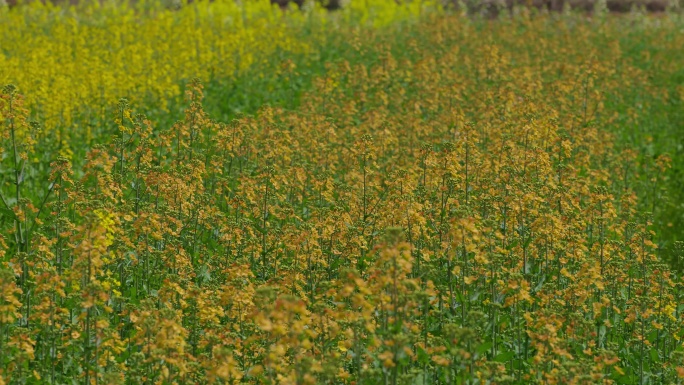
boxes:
[1,1,684,384]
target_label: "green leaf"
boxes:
[649,348,660,364]
[476,341,492,355]
[412,373,426,385]
[494,351,514,362]
[416,346,430,365]
[0,206,17,221]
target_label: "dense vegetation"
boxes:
[1,1,683,384]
